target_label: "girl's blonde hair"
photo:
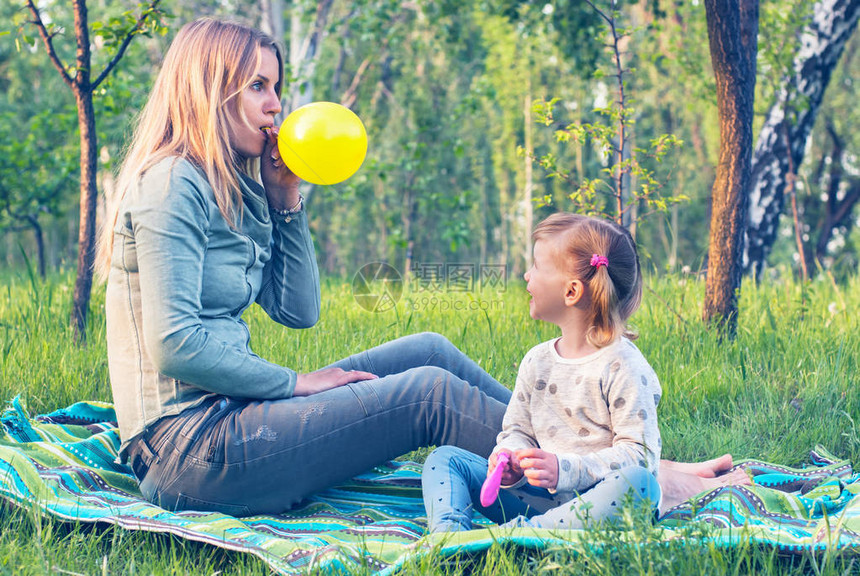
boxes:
[533,213,643,347]
[96,18,283,279]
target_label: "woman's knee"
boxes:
[406,364,458,391]
[411,331,456,353]
[407,365,489,408]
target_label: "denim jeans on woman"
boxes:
[126,332,511,515]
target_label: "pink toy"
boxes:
[480,452,510,507]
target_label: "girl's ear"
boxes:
[564,279,585,307]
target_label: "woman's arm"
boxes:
[131,162,297,399]
[256,210,321,328]
[254,129,321,328]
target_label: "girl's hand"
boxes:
[294,367,378,396]
[261,127,301,210]
[489,448,523,486]
[516,448,559,490]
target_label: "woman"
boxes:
[100,18,510,515]
[100,17,746,517]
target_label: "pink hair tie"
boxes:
[590,254,609,269]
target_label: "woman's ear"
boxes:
[564,279,585,307]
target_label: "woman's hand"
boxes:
[261,127,301,210]
[293,367,378,396]
[489,448,524,486]
[516,448,559,490]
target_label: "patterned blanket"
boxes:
[1,399,858,574]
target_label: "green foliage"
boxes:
[0,108,78,274]
[89,1,170,49]
[529,96,687,217]
[756,0,816,115]
[0,0,857,281]
[0,0,172,272]
[490,0,603,72]
[526,2,688,227]
[311,2,517,272]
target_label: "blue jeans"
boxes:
[422,445,660,531]
[126,333,512,515]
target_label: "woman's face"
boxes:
[227,47,282,160]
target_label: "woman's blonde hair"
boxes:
[96,18,283,279]
[533,213,643,348]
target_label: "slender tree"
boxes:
[260,0,285,42]
[702,0,759,336]
[23,0,166,342]
[744,0,860,279]
[287,0,334,111]
[802,116,860,275]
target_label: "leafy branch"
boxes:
[22,0,169,90]
[523,0,688,228]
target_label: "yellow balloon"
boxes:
[277,102,368,185]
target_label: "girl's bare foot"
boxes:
[658,467,751,516]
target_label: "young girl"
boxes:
[422,213,663,530]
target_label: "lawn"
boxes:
[0,267,858,574]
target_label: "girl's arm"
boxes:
[495,349,541,453]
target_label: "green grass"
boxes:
[1,268,859,574]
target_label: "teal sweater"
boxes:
[105,157,320,456]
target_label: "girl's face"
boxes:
[227,47,282,160]
[523,238,572,324]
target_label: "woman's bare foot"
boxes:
[659,454,734,478]
[657,467,751,516]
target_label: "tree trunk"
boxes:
[71,0,98,343]
[786,149,808,281]
[402,185,416,281]
[702,0,759,336]
[260,0,285,42]
[73,91,98,342]
[26,214,46,279]
[523,87,533,270]
[743,0,860,278]
[288,0,334,112]
[26,0,162,342]
[808,120,860,267]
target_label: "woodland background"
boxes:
[0,0,857,291]
[1,5,859,572]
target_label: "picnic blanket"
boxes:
[1,398,859,575]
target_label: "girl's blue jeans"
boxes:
[422,445,660,531]
[126,332,511,515]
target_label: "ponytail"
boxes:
[586,260,622,347]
